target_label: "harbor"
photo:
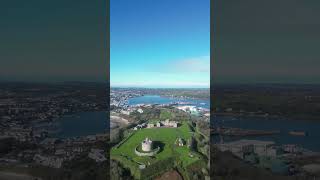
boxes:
[212,115,320,151]
[211,127,280,137]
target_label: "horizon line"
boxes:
[111,86,210,89]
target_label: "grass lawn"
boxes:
[111,121,201,168]
[159,109,172,120]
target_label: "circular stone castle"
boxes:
[135,137,160,157]
[142,137,152,151]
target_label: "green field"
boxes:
[111,121,202,177]
[159,109,172,120]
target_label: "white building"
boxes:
[134,123,146,130]
[147,123,154,128]
[156,122,161,127]
[217,139,276,158]
[142,138,152,152]
[88,148,107,162]
[33,154,63,168]
[176,106,198,113]
[162,119,178,128]
[55,149,67,156]
[137,108,144,113]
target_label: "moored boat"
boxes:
[289,130,308,136]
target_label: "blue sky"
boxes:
[110,0,210,88]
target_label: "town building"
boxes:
[156,122,161,127]
[88,148,107,162]
[217,139,277,158]
[137,108,143,113]
[162,119,178,128]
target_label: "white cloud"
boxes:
[167,55,210,73]
[111,55,210,88]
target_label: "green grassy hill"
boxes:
[111,121,203,179]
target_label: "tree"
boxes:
[188,136,196,151]
[110,160,133,180]
[110,129,121,143]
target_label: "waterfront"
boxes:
[128,95,210,109]
[212,115,320,151]
[53,111,108,138]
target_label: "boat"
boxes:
[289,130,308,136]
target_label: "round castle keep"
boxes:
[135,137,160,156]
[142,137,152,152]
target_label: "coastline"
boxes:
[212,112,320,122]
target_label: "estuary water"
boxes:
[53,111,108,138]
[128,95,210,109]
[212,115,320,151]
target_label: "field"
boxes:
[111,121,202,177]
